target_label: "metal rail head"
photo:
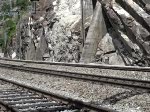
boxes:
[1,57,150,72]
[0,61,150,91]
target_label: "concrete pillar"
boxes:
[80,2,107,63]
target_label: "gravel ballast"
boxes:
[0,66,150,112]
[0,80,17,90]
[0,60,150,81]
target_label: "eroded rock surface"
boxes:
[14,0,93,62]
[93,0,150,66]
[2,0,150,66]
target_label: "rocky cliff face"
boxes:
[7,0,150,66]
[15,0,93,62]
[94,0,150,66]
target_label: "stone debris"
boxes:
[93,0,150,66]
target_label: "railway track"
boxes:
[1,58,150,72]
[0,78,116,112]
[0,62,150,91]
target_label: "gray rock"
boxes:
[0,53,4,58]
[98,33,116,54]
[43,53,50,58]
[25,40,36,60]
[108,53,125,65]
[145,4,150,13]
[73,36,79,40]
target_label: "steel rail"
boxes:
[0,77,117,112]
[1,58,150,72]
[0,62,150,91]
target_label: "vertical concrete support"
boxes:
[80,2,107,63]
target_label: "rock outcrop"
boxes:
[14,0,93,62]
[79,0,150,66]
[4,0,150,66]
[91,0,150,66]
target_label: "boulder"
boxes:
[97,33,116,54]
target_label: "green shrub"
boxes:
[5,19,16,41]
[1,2,10,12]
[0,38,4,47]
[0,0,30,48]
[16,0,30,11]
